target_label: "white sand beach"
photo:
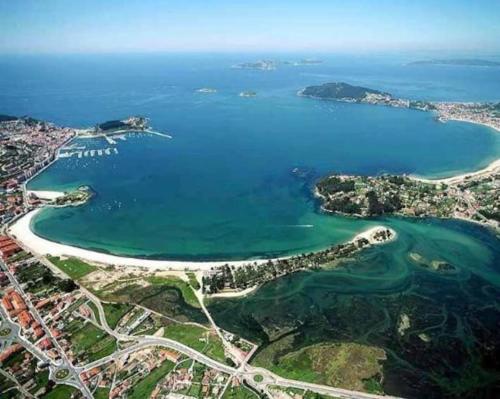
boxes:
[207,285,258,299]
[412,158,500,185]
[352,226,397,245]
[8,209,269,271]
[27,190,66,200]
[8,209,395,271]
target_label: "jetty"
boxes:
[58,147,118,159]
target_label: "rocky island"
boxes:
[232,60,277,71]
[239,91,257,97]
[53,186,93,207]
[94,116,148,133]
[196,87,217,94]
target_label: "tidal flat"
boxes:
[208,218,500,398]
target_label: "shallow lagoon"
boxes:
[208,218,500,398]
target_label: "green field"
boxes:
[146,276,200,308]
[103,302,133,329]
[254,341,385,392]
[127,359,175,399]
[42,384,79,399]
[87,301,102,325]
[94,387,110,399]
[92,276,207,325]
[163,323,225,362]
[66,320,117,363]
[47,256,97,280]
[223,385,259,399]
[30,370,50,394]
[186,272,201,290]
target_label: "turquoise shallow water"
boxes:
[27,102,499,259]
[2,54,499,397]
[6,56,496,259]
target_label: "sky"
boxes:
[1,0,499,54]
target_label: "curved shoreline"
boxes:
[410,158,500,185]
[8,209,395,271]
[18,106,498,268]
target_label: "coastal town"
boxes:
[299,82,500,132]
[315,169,499,230]
[0,115,76,226]
[0,87,498,399]
[0,114,402,399]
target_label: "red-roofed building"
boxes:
[1,296,13,312]
[10,291,26,311]
[34,326,44,338]
[17,310,34,329]
[0,239,15,249]
[38,338,52,350]
[35,298,51,309]
[51,328,61,338]
[0,243,21,259]
[0,343,23,363]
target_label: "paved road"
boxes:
[0,260,93,398]
[3,254,403,399]
[0,367,36,398]
[79,336,236,374]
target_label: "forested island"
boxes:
[299,82,390,101]
[95,116,148,133]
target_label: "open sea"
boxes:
[0,53,499,259]
[1,53,500,397]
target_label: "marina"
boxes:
[58,147,118,159]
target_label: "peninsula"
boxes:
[316,170,499,230]
[299,82,500,132]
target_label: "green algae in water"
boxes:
[208,218,500,399]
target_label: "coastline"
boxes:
[26,190,66,200]
[410,114,500,185]
[411,158,500,185]
[9,107,498,271]
[299,88,500,186]
[8,209,395,271]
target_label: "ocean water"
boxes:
[2,53,500,398]
[0,54,498,259]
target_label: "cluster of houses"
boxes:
[0,235,21,260]
[0,117,75,224]
[109,347,180,398]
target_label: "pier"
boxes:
[58,147,118,159]
[144,129,173,139]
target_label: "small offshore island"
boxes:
[1,89,500,399]
[239,91,257,97]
